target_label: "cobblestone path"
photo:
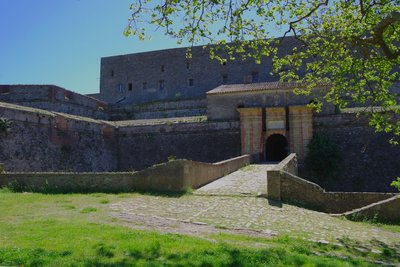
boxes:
[109,164,400,246]
[195,164,275,196]
[110,194,400,245]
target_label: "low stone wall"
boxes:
[274,153,298,176]
[0,155,250,193]
[267,154,398,216]
[184,155,251,188]
[340,195,400,223]
[267,153,298,201]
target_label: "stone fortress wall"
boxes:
[110,98,207,120]
[0,102,241,173]
[0,85,109,120]
[0,102,117,172]
[99,38,303,105]
[0,41,399,193]
[0,100,398,192]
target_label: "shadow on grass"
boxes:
[3,239,399,267]
[335,237,400,265]
[1,184,188,198]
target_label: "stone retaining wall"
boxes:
[267,154,398,216]
[0,102,240,172]
[184,155,251,188]
[0,155,250,193]
[0,102,117,172]
[116,120,241,171]
[339,195,400,223]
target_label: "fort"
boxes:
[0,42,399,196]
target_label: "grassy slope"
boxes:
[0,190,399,266]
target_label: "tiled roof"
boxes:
[206,81,330,95]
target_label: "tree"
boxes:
[305,134,343,183]
[125,0,399,141]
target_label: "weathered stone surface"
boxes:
[0,102,241,172]
[110,194,400,244]
[117,121,241,170]
[0,156,250,193]
[99,37,303,104]
[267,156,398,215]
[0,85,108,119]
[311,113,400,192]
[342,195,400,223]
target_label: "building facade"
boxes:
[99,38,302,104]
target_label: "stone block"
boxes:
[267,170,281,201]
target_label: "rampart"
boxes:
[0,101,398,192]
[0,102,241,172]
[115,118,240,170]
[267,154,398,218]
[0,155,250,193]
[312,112,400,192]
[0,102,117,172]
[0,85,108,119]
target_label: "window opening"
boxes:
[252,71,259,82]
[159,80,165,90]
[117,84,124,93]
[222,74,228,84]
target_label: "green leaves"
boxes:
[305,134,343,181]
[391,177,400,191]
[125,0,400,141]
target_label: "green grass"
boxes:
[0,190,399,266]
[240,164,254,172]
[80,207,98,213]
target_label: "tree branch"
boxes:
[357,11,400,60]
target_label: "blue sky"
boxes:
[0,0,182,94]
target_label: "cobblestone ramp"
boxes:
[194,164,276,196]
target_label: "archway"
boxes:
[265,134,288,162]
